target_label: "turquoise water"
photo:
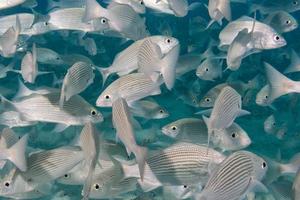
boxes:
[0,0,300,199]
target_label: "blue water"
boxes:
[1,0,300,199]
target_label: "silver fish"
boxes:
[21,43,38,83]
[36,47,63,65]
[112,97,147,179]
[59,61,95,108]
[196,58,223,81]
[263,11,298,33]
[96,73,162,107]
[0,13,33,35]
[109,0,146,14]
[196,151,268,200]
[250,0,300,15]
[143,0,188,17]
[207,0,231,27]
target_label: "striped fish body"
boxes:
[21,147,84,184]
[97,73,161,107]
[146,143,225,186]
[60,61,95,105]
[0,13,34,35]
[13,92,102,125]
[198,151,268,200]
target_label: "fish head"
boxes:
[216,123,251,151]
[264,114,278,134]
[250,153,268,180]
[199,95,214,108]
[152,107,169,119]
[87,107,103,123]
[261,32,286,49]
[91,17,111,32]
[30,21,53,35]
[278,12,298,32]
[161,123,180,138]
[96,92,115,107]
[129,0,146,14]
[255,85,270,106]
[287,0,300,12]
[89,177,109,198]
[152,36,179,55]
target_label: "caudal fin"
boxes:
[134,146,147,181]
[96,67,111,87]
[265,62,298,103]
[13,78,34,100]
[7,134,28,171]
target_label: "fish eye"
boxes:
[205,68,209,72]
[265,95,268,99]
[293,1,298,5]
[171,126,177,131]
[183,185,187,188]
[274,35,280,41]
[262,162,267,169]
[45,22,49,26]
[159,109,164,113]
[165,38,172,44]
[139,0,144,5]
[105,95,110,100]
[94,183,100,190]
[4,182,10,187]
[272,122,276,126]
[91,109,97,116]
[56,57,60,60]
[100,18,107,24]
[231,132,237,138]
[205,97,211,102]
[286,20,291,24]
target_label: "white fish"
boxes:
[264,62,300,103]
[263,11,298,33]
[84,0,148,40]
[129,98,169,119]
[256,85,271,107]
[98,35,177,85]
[137,36,180,89]
[79,123,99,200]
[0,111,36,128]
[21,43,38,83]
[250,0,300,15]
[207,0,231,28]
[219,16,286,50]
[0,0,26,10]
[21,147,84,184]
[108,0,146,14]
[0,15,21,58]
[112,97,147,179]
[196,58,223,81]
[202,86,248,147]
[59,61,95,108]
[196,151,268,200]
[0,13,33,35]
[143,0,188,17]
[0,132,28,171]
[96,73,162,107]
[1,92,103,131]
[36,47,63,65]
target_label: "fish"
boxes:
[108,0,146,14]
[219,16,286,50]
[250,0,300,15]
[0,0,26,10]
[112,97,147,179]
[129,98,169,119]
[256,85,271,107]
[137,36,180,89]
[36,47,63,65]
[0,131,28,171]
[207,0,231,28]
[263,11,298,33]
[0,13,33,35]
[21,43,38,83]
[0,92,103,132]
[196,58,223,81]
[162,118,251,151]
[0,111,37,128]
[59,61,95,108]
[202,86,248,148]
[196,151,268,200]
[143,0,188,17]
[83,0,148,40]
[264,62,300,103]
[96,73,162,107]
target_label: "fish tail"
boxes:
[7,134,28,171]
[134,146,147,181]
[96,66,111,87]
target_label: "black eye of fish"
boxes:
[183,185,187,188]
[101,18,107,24]
[94,184,100,190]
[272,122,276,126]
[274,35,280,41]
[293,1,298,5]
[166,39,171,43]
[205,98,210,102]
[262,162,267,168]
[205,68,209,72]
[91,110,97,116]
[45,22,49,26]
[159,109,164,113]
[172,126,177,130]
[140,0,144,4]
[265,95,268,99]
[231,133,236,138]
[4,182,9,187]
[105,95,110,99]
[286,20,291,24]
